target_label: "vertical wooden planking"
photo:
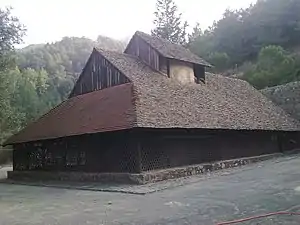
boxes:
[116,71,120,84]
[91,56,94,91]
[108,67,112,87]
[99,56,102,89]
[111,68,114,86]
[167,59,170,77]
[71,51,130,97]
[96,55,99,90]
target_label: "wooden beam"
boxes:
[167,59,170,78]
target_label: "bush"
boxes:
[242,45,300,89]
[0,149,12,165]
[208,52,230,72]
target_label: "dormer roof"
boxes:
[125,31,212,67]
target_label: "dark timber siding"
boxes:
[194,64,205,83]
[69,50,130,98]
[12,129,300,173]
[138,129,298,171]
[159,56,169,76]
[13,131,140,173]
[125,36,160,71]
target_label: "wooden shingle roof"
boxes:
[4,83,136,145]
[99,49,300,131]
[134,31,212,67]
[4,49,300,145]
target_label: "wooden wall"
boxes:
[13,130,141,173]
[159,56,169,76]
[125,36,160,71]
[125,34,208,83]
[138,129,296,171]
[13,129,298,173]
[69,50,130,98]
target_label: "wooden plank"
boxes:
[136,141,142,173]
[167,59,170,77]
[70,51,130,97]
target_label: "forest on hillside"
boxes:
[1,0,300,144]
[188,0,300,89]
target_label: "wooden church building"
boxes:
[4,31,300,174]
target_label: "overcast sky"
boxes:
[1,0,255,46]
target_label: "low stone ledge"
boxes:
[137,153,281,184]
[7,153,282,185]
[7,171,139,184]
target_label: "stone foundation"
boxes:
[8,153,280,185]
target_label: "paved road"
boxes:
[1,155,300,225]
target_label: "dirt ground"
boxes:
[1,155,300,224]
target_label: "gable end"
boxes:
[69,49,130,98]
[124,35,160,71]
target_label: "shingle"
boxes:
[5,49,300,145]
[4,83,136,145]
[99,49,300,131]
[135,31,212,67]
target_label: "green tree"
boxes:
[243,46,300,89]
[0,7,25,143]
[0,7,25,70]
[10,69,41,126]
[0,70,24,143]
[151,0,188,45]
[188,23,202,44]
[188,0,300,70]
[208,52,230,72]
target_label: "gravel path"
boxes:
[1,155,300,224]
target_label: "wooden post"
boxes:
[12,147,16,171]
[167,59,170,78]
[136,141,142,173]
[277,134,283,153]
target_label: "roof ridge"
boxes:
[94,47,142,60]
[134,31,212,67]
[135,30,174,45]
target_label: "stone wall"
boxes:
[134,153,280,184]
[261,81,300,121]
[7,153,281,184]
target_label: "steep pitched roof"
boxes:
[4,83,136,145]
[133,31,212,67]
[5,49,300,145]
[98,49,300,131]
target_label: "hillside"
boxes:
[189,0,300,89]
[18,35,126,77]
[262,81,300,121]
[0,35,126,144]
